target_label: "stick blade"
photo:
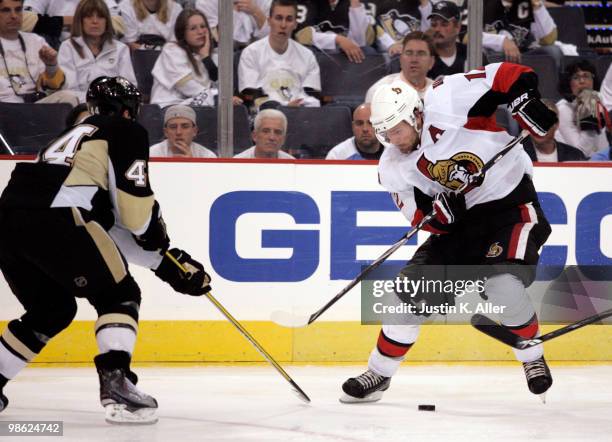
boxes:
[270,310,310,328]
[289,379,311,403]
[471,314,526,349]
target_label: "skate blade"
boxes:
[339,390,384,404]
[104,404,158,425]
[538,392,547,404]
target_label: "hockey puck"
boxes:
[418,404,435,411]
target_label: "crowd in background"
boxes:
[0,0,610,161]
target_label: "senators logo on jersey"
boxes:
[416,151,484,191]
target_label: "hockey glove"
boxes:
[575,89,611,133]
[154,248,211,296]
[133,201,170,252]
[432,191,466,225]
[509,90,558,137]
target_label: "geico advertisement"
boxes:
[0,160,610,320]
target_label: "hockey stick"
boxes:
[472,307,612,350]
[271,130,529,328]
[165,252,311,403]
[0,131,15,155]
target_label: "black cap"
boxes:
[428,1,460,21]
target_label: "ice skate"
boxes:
[0,391,7,413]
[523,356,553,403]
[95,351,158,425]
[340,369,390,403]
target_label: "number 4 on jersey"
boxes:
[125,160,147,187]
[42,125,98,165]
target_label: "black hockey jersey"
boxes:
[370,0,422,48]
[0,114,155,236]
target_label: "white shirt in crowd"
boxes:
[326,137,371,160]
[534,149,559,163]
[304,3,370,51]
[57,36,136,102]
[24,0,122,41]
[602,63,612,112]
[239,37,321,107]
[120,0,183,45]
[365,73,432,103]
[0,32,51,103]
[233,146,295,159]
[150,139,217,158]
[151,42,217,108]
[555,98,610,158]
[195,0,271,45]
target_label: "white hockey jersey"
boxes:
[378,62,536,233]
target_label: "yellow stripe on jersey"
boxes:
[2,328,37,362]
[95,314,139,334]
[116,190,155,233]
[71,208,127,283]
[64,140,109,189]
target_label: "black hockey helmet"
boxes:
[86,76,142,120]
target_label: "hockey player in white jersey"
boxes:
[341,62,558,403]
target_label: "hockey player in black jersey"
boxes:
[341,63,558,404]
[0,76,212,424]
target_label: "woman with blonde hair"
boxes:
[120,0,183,50]
[150,8,218,108]
[58,0,136,101]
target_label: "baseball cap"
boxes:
[428,1,460,21]
[164,105,196,125]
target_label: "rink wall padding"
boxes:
[1,321,611,363]
[0,159,611,363]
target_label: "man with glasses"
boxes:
[0,0,76,104]
[365,31,434,103]
[150,105,217,158]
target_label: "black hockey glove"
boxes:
[432,192,466,225]
[154,248,211,296]
[508,90,558,137]
[133,201,170,252]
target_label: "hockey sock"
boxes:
[368,325,419,377]
[507,314,544,363]
[0,320,47,379]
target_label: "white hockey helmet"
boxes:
[370,81,423,146]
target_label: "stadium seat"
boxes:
[132,49,161,103]
[192,105,252,152]
[0,102,72,154]
[595,56,612,83]
[548,7,590,53]
[279,106,353,158]
[315,52,388,106]
[137,104,164,144]
[520,54,560,100]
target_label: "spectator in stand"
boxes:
[521,100,586,162]
[195,0,271,49]
[22,0,123,49]
[373,0,430,56]
[556,60,610,159]
[150,8,218,108]
[427,1,473,79]
[365,31,433,102]
[120,0,183,51]
[478,0,561,69]
[234,109,295,159]
[0,0,77,104]
[602,62,611,113]
[239,0,320,109]
[57,0,136,103]
[326,103,382,159]
[150,105,216,157]
[294,0,373,64]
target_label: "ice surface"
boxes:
[2,364,612,441]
